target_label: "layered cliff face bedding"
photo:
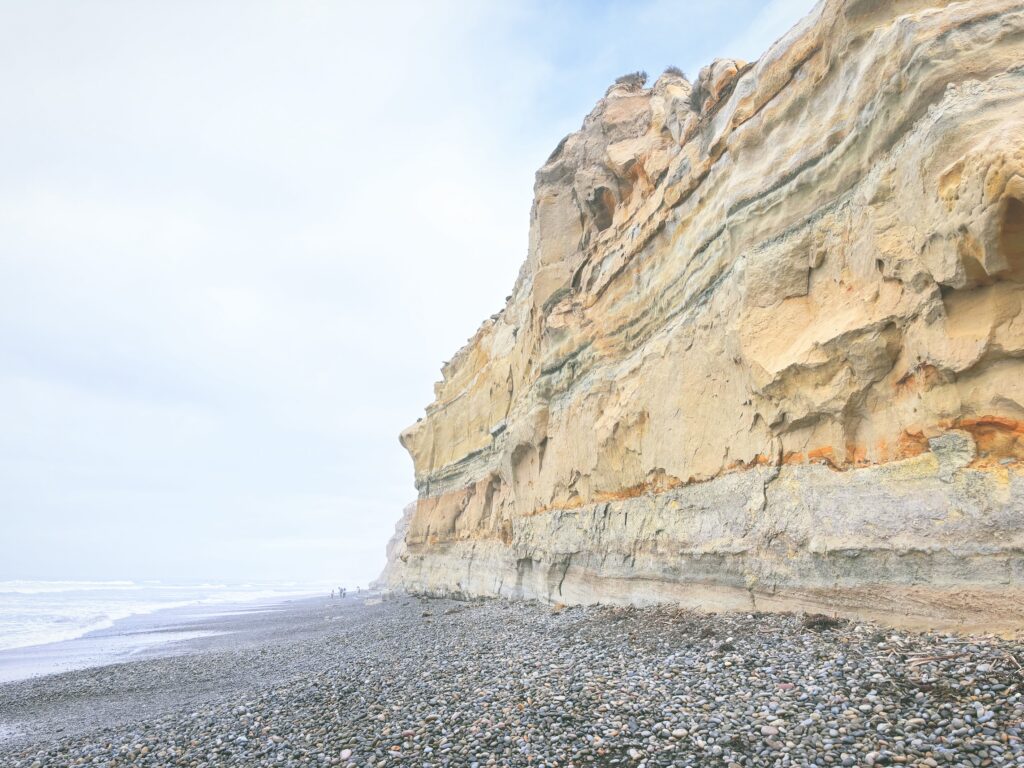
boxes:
[387,0,1024,631]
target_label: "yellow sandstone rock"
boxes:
[384,0,1024,633]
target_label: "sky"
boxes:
[0,0,818,587]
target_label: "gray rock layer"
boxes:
[394,442,1024,632]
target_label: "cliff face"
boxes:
[387,0,1024,632]
[372,502,415,589]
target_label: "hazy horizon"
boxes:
[0,0,817,586]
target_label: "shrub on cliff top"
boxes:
[613,70,648,90]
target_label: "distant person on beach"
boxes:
[330,589,335,598]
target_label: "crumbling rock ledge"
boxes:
[384,0,1024,634]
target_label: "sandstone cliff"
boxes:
[373,502,415,589]
[386,0,1024,632]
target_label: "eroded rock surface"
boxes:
[373,502,415,589]
[385,0,1024,632]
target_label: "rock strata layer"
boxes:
[386,0,1024,632]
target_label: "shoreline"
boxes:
[0,593,332,685]
[2,594,1022,766]
[0,592,377,752]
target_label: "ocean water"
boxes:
[0,580,329,651]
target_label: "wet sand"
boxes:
[0,593,365,750]
[0,596,321,685]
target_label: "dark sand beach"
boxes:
[1,595,1022,767]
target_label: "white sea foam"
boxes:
[0,581,328,651]
[0,580,140,594]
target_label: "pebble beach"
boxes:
[1,595,1022,767]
